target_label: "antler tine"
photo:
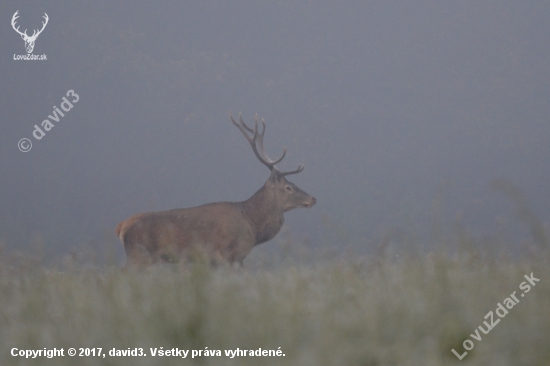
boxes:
[279,163,304,177]
[11,11,19,25]
[11,11,18,24]
[238,113,255,133]
[230,111,253,144]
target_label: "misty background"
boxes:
[1,1,549,264]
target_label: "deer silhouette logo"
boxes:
[11,11,49,54]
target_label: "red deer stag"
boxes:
[115,112,316,267]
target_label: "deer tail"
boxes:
[115,213,143,245]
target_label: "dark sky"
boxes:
[1,1,549,261]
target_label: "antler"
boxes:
[230,112,304,177]
[11,11,26,37]
[11,11,48,40]
[279,163,304,177]
[32,13,49,39]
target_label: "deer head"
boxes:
[11,11,49,54]
[230,112,316,212]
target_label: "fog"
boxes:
[1,1,549,263]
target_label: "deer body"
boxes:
[116,113,315,267]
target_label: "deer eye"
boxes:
[285,185,293,192]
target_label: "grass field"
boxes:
[0,239,549,366]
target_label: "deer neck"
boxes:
[241,184,285,245]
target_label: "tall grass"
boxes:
[0,241,549,366]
